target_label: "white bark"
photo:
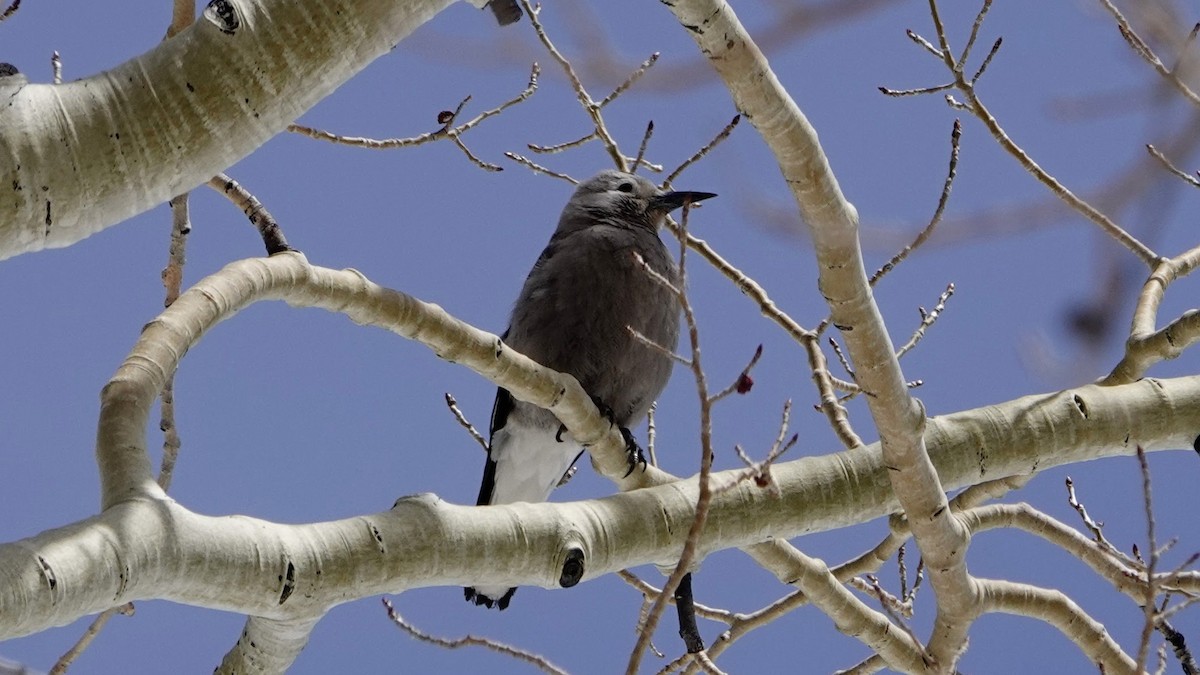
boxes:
[0,0,456,260]
[4,253,1195,653]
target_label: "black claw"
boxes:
[590,395,617,426]
[620,427,647,477]
[555,423,567,443]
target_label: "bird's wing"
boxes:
[475,387,514,506]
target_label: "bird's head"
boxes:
[565,170,716,231]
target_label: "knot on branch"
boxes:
[559,547,585,588]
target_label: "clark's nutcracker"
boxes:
[465,170,716,610]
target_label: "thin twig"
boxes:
[382,598,568,674]
[906,28,942,58]
[1096,0,1200,107]
[1135,446,1159,672]
[49,603,135,674]
[896,282,955,357]
[505,152,579,183]
[917,0,1161,267]
[601,52,660,108]
[1146,144,1200,188]
[828,337,854,378]
[1157,618,1200,675]
[157,195,190,491]
[1065,476,1128,561]
[0,0,18,22]
[528,131,597,155]
[719,400,797,496]
[289,62,539,171]
[970,37,1003,83]
[879,83,954,97]
[956,0,993,71]
[207,173,293,255]
[617,571,735,625]
[666,116,741,186]
[166,0,194,37]
[626,204,714,673]
[633,121,655,176]
[445,393,488,452]
[710,344,763,403]
[646,402,658,467]
[519,0,626,169]
[871,119,961,285]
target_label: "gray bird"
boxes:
[465,170,716,610]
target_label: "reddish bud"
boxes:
[736,373,754,394]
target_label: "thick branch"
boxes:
[662,2,974,667]
[0,0,458,259]
[29,252,1199,660]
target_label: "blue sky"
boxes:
[2,0,1199,672]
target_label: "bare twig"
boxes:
[895,282,955,357]
[627,204,714,672]
[529,131,596,155]
[0,0,19,23]
[49,603,135,674]
[870,119,961,285]
[906,28,942,58]
[723,416,796,497]
[970,37,1003,83]
[956,0,993,71]
[445,393,488,452]
[166,0,194,37]
[902,0,1162,267]
[601,52,660,108]
[207,173,293,255]
[289,62,539,171]
[1065,476,1125,558]
[646,402,658,467]
[633,121,655,176]
[666,115,741,186]
[382,598,567,674]
[828,337,854,378]
[519,0,626,169]
[1146,144,1200,188]
[1135,446,1159,672]
[879,82,954,97]
[710,344,763,403]
[157,196,190,492]
[1157,618,1200,675]
[504,152,579,183]
[1096,0,1200,107]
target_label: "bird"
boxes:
[465,170,716,610]
[486,0,522,25]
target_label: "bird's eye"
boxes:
[616,182,634,193]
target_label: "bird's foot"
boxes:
[586,395,646,476]
[620,426,647,477]
[590,395,617,426]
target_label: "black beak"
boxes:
[650,190,717,213]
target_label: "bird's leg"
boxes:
[589,394,617,425]
[619,427,647,477]
[586,395,647,476]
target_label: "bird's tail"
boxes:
[464,423,583,610]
